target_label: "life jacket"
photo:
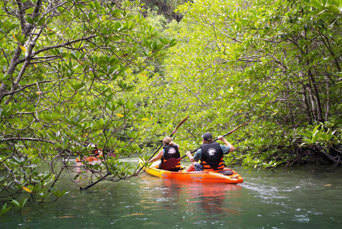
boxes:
[161,144,181,171]
[200,142,224,170]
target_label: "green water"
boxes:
[1,160,342,228]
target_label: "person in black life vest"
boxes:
[148,136,181,171]
[185,132,235,172]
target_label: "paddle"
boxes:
[135,115,189,174]
[160,123,248,170]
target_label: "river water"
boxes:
[1,159,342,228]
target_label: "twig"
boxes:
[80,173,111,191]
[0,137,55,144]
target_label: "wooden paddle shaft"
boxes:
[147,115,189,161]
[136,115,189,174]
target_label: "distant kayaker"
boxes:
[185,133,235,172]
[148,136,182,171]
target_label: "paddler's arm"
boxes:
[186,149,201,162]
[148,150,163,163]
[218,136,235,152]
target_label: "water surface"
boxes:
[1,162,342,228]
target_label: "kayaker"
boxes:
[75,144,103,163]
[93,147,103,158]
[185,133,235,172]
[148,136,182,171]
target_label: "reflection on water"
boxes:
[188,183,241,216]
[138,173,244,228]
[1,164,342,229]
[155,179,242,216]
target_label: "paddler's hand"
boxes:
[186,151,192,158]
[218,135,225,141]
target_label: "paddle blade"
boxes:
[160,158,181,170]
[170,116,189,136]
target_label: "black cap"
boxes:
[201,132,212,141]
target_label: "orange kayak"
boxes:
[75,151,115,163]
[144,166,243,184]
[75,156,100,163]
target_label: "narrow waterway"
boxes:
[1,160,342,228]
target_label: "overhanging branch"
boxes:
[0,137,55,144]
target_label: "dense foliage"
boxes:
[145,0,342,168]
[0,0,175,213]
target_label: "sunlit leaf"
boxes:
[20,45,27,52]
[22,186,32,193]
[116,113,124,118]
[12,33,17,41]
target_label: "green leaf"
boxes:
[11,199,20,208]
[25,16,34,24]
[1,73,11,81]
[310,0,323,9]
[53,190,69,198]
[20,198,28,209]
[326,5,340,14]
[1,203,12,216]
